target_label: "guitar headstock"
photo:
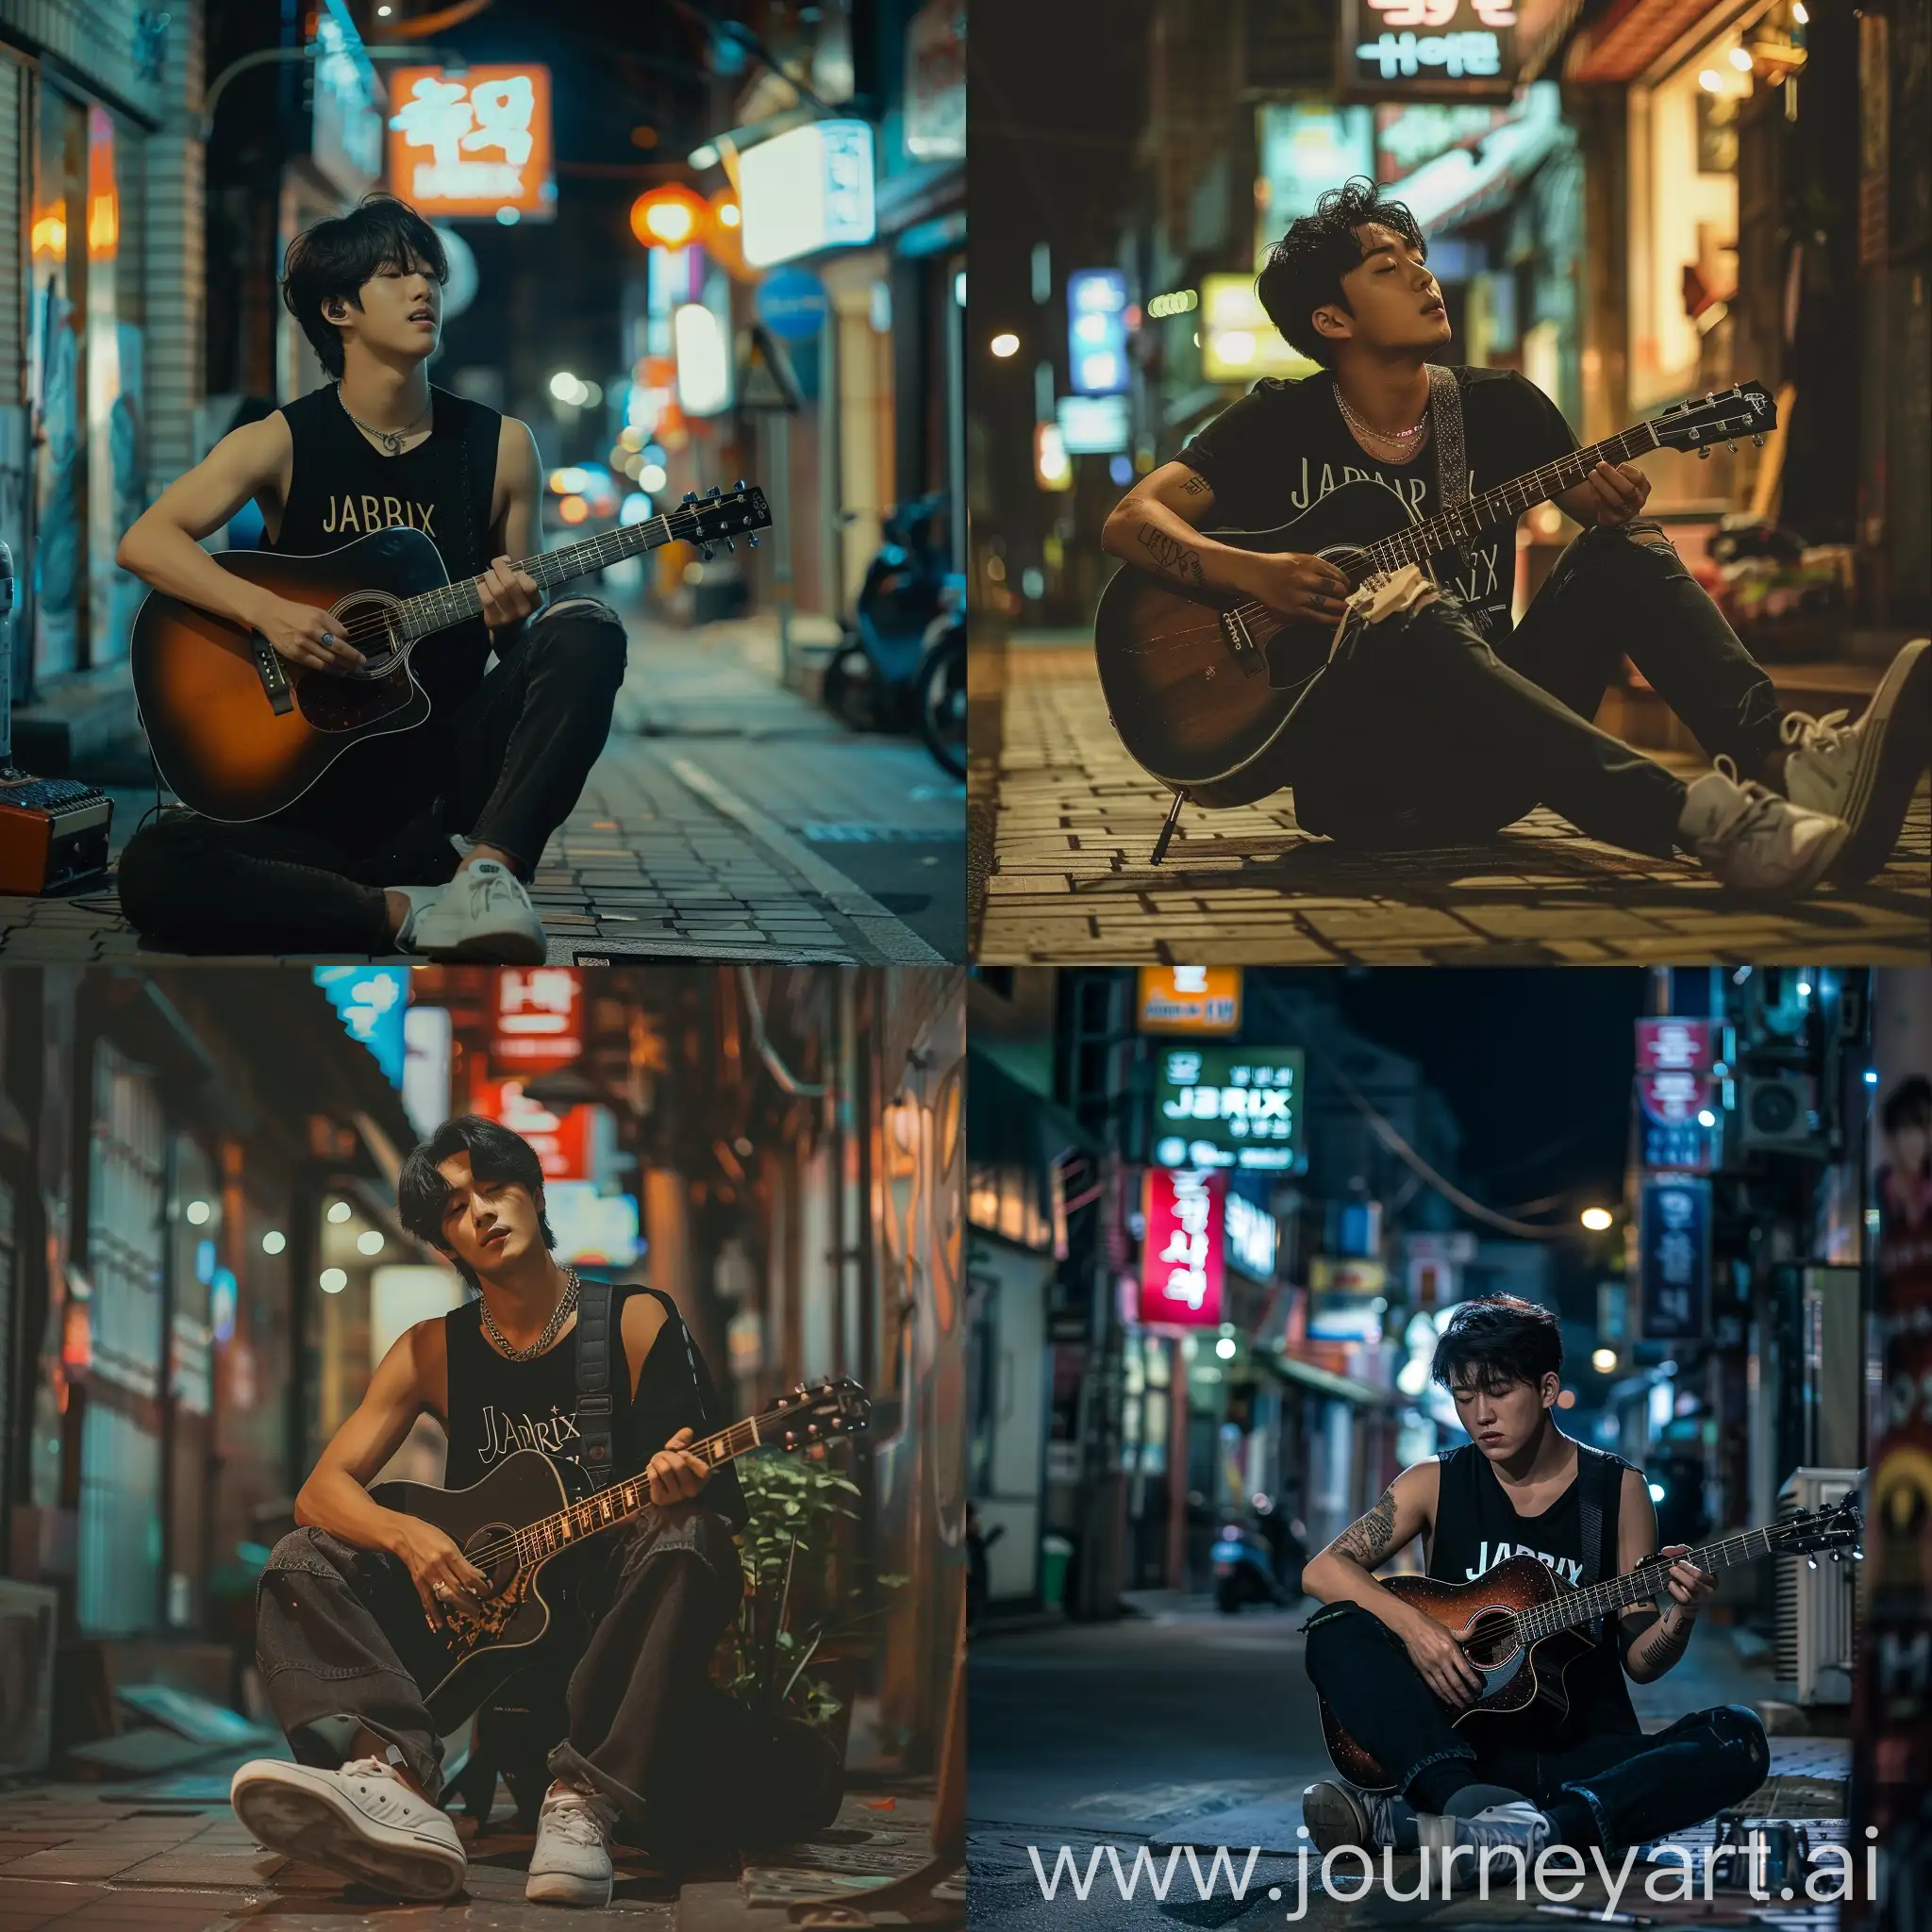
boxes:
[764,1376,870,1454]
[667,480,773,555]
[1652,382,1777,457]
[1778,1495,1863,1564]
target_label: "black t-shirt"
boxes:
[1177,366,1577,641]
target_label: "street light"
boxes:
[1580,1207,1614,1231]
[1591,1347,1618,1374]
[990,332,1020,358]
[186,1200,211,1225]
[629,184,710,251]
[262,1230,287,1256]
[320,1268,348,1294]
[358,1230,385,1257]
[327,1200,353,1224]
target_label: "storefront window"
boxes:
[27,91,143,680]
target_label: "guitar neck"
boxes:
[398,515,680,639]
[515,1412,766,1565]
[1520,1522,1790,1641]
[1362,421,1661,579]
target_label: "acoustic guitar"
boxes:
[1316,1493,1860,1791]
[1092,383,1778,830]
[130,484,772,823]
[366,1376,867,1732]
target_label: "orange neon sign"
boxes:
[385,64,556,221]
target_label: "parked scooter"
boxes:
[824,493,964,775]
[1211,1512,1306,1614]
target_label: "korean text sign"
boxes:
[387,65,556,221]
[1639,1176,1710,1341]
[1153,1046,1305,1172]
[1140,1168,1225,1328]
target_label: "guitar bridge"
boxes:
[1219,608,1263,676]
[253,635,295,715]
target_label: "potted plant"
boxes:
[723,1449,906,1757]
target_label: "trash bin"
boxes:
[1041,1533,1074,1612]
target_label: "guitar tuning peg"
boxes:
[683,491,697,506]
[735,477,746,491]
[723,537,735,553]
[1807,1555,1818,1571]
[1698,447,1712,460]
[748,534,759,547]
[697,543,713,562]
[1728,441,1738,453]
[1853,1546,1865,1560]
[1753,434,1766,447]
[707,486,721,500]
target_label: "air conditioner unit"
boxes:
[1775,1467,1858,1706]
[0,1580,58,1776]
[1740,1072,1822,1155]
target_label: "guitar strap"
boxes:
[1424,363,1489,635]
[574,1282,720,1494]
[575,1278,616,1491]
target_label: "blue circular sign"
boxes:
[758,267,829,341]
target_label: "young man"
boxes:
[116,194,628,959]
[1298,1296,1769,1859]
[1102,176,1928,896]
[228,1116,748,1907]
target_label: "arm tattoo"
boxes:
[1135,524,1206,587]
[1621,1606,1692,1678]
[1179,473,1210,496]
[1329,1486,1400,1572]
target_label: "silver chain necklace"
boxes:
[478,1266,580,1361]
[1335,384,1431,449]
[341,389,432,457]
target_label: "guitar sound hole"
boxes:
[1462,1610,1519,1670]
[463,1521,521,1597]
[331,597,403,676]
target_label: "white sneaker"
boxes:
[1782,638,1929,884]
[384,884,442,956]
[526,1784,617,1907]
[1417,1799,1554,1867]
[1677,758,1848,896]
[1303,1779,1409,1852]
[230,1756,466,1901]
[407,858,547,963]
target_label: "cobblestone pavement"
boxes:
[969,1595,1851,1930]
[0,613,961,967]
[973,641,1930,965]
[0,1762,947,1930]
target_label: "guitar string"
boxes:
[447,1404,846,1582]
[308,506,757,652]
[1134,425,1669,652]
[1494,1516,1848,1649]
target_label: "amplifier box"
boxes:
[0,775,112,894]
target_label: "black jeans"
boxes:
[256,1504,743,1838]
[1305,1603,1770,1848]
[118,598,626,954]
[1284,522,1786,858]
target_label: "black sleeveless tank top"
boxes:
[269,382,500,721]
[441,1285,750,1528]
[1430,1437,1641,1740]
[442,1293,635,1494]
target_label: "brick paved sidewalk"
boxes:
[974,642,1930,965]
[0,1766,948,1930]
[0,615,956,967]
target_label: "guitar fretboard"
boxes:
[1354,423,1661,583]
[1514,1522,1799,1642]
[395,513,685,641]
[510,1411,768,1565]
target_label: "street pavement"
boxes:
[0,1755,946,1930]
[969,1594,1852,1930]
[973,638,1930,965]
[0,609,963,966]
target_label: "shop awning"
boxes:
[1380,82,1567,235]
[1568,0,1736,82]
[967,1049,1095,1175]
[1260,1348,1395,1408]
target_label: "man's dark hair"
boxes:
[1882,1074,1932,1140]
[281,192,447,380]
[1430,1295,1563,1394]
[398,1115,557,1287]
[1256,175,1427,370]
